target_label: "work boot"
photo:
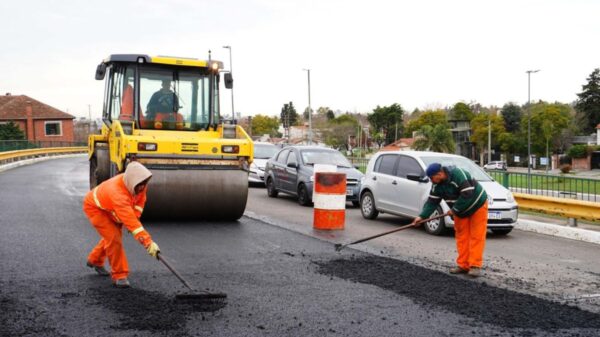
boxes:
[87,261,110,276]
[449,266,469,274]
[468,267,481,278]
[113,278,131,288]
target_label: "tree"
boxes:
[413,124,455,153]
[529,102,571,161]
[0,122,25,140]
[321,115,359,151]
[404,110,449,137]
[470,112,506,164]
[302,107,314,120]
[366,103,404,145]
[280,102,298,131]
[450,102,473,121]
[500,103,522,133]
[575,68,600,134]
[251,114,281,137]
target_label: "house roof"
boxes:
[0,95,74,120]
[381,138,415,151]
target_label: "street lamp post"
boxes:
[526,69,540,193]
[303,68,312,145]
[222,46,235,121]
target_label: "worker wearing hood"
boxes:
[83,161,160,288]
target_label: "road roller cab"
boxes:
[88,54,253,220]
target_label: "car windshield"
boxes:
[420,156,493,181]
[254,144,279,159]
[301,150,352,168]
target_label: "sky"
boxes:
[1,0,599,120]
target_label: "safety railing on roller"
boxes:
[0,146,88,165]
[488,170,600,203]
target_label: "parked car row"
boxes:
[255,143,518,236]
[264,146,364,206]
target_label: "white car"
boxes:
[249,142,280,184]
[483,161,507,170]
[359,151,518,235]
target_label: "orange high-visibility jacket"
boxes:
[84,172,149,233]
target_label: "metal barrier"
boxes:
[514,193,600,223]
[347,157,369,173]
[488,170,600,203]
[0,147,88,165]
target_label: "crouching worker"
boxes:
[410,163,488,278]
[83,161,160,288]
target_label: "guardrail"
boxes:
[514,193,600,224]
[488,170,600,203]
[0,147,88,165]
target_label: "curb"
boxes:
[0,153,86,173]
[515,219,600,245]
[245,211,600,246]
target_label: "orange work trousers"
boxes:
[84,203,129,280]
[453,202,488,270]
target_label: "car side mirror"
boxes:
[407,174,429,183]
[287,162,297,168]
[353,165,360,169]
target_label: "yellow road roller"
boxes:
[88,54,253,220]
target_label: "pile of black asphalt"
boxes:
[0,282,225,337]
[315,255,600,332]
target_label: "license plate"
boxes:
[346,188,353,196]
[488,211,502,220]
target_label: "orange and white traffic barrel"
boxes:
[313,172,346,230]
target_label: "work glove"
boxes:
[146,241,161,259]
[411,216,423,227]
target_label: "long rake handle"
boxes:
[336,213,447,251]
[157,253,196,292]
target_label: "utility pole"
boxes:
[303,69,312,145]
[488,111,491,164]
[526,69,540,193]
[223,46,235,120]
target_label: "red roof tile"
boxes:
[0,95,74,120]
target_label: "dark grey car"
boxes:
[264,146,364,206]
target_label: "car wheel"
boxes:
[266,177,278,198]
[423,207,447,236]
[297,183,311,206]
[352,201,360,208]
[491,228,512,236]
[360,191,379,219]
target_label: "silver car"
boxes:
[249,142,280,185]
[359,151,518,235]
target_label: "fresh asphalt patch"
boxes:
[315,255,600,332]
[88,286,226,333]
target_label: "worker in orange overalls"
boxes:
[410,163,488,278]
[83,161,160,288]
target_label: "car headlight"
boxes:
[250,162,257,169]
[258,166,266,171]
[310,175,315,182]
[506,191,515,203]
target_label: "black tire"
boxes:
[491,228,512,236]
[352,200,360,208]
[89,156,99,189]
[423,206,448,236]
[266,177,278,197]
[89,148,110,189]
[297,183,311,206]
[360,191,379,219]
